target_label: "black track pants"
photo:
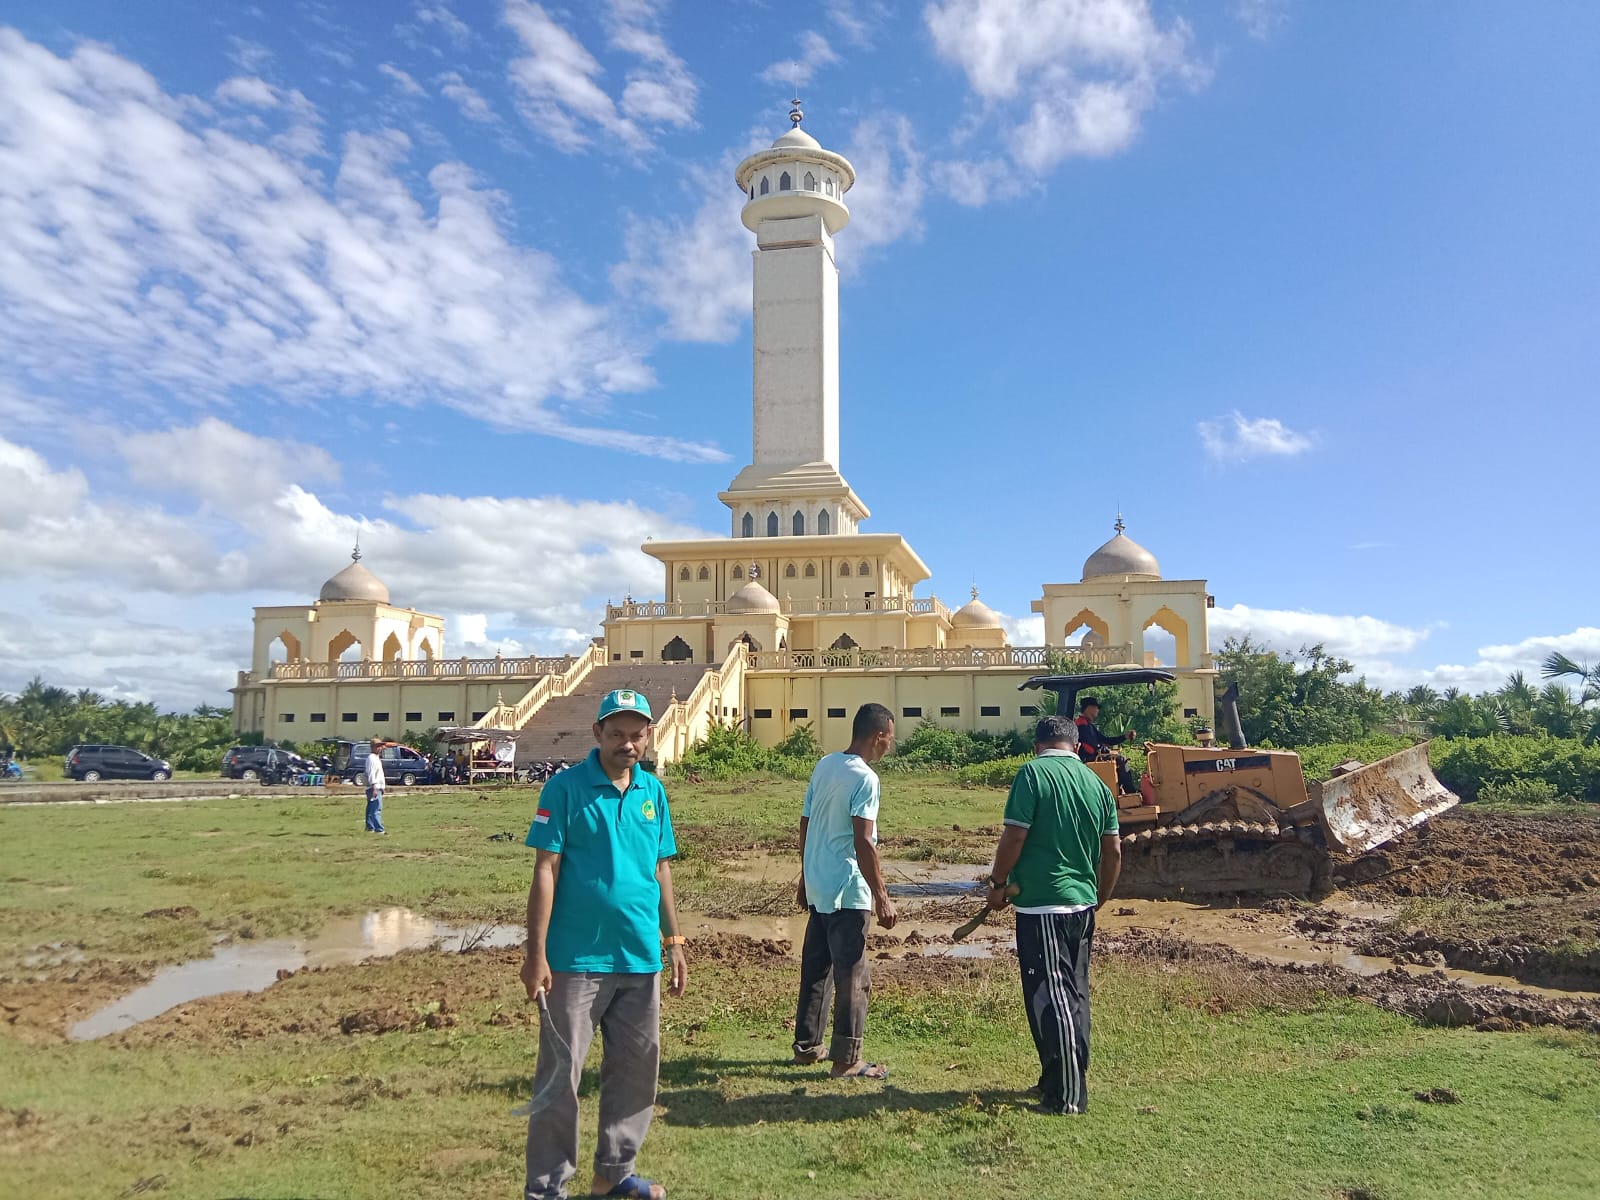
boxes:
[1017,908,1095,1114]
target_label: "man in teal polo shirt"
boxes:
[520,689,687,1200]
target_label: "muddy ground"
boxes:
[6,806,1600,1046]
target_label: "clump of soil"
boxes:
[1353,809,1600,901]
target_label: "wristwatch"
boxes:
[662,935,687,947]
[986,876,1006,889]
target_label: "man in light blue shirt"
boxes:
[792,703,897,1079]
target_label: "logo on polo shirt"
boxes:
[533,808,551,824]
[641,799,656,821]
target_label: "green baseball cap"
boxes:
[597,688,652,723]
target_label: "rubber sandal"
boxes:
[832,1062,888,1079]
[603,1175,664,1199]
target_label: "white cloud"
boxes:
[925,0,1206,196]
[1401,628,1600,696]
[214,75,279,108]
[840,113,926,261]
[378,63,427,97]
[0,30,724,462]
[39,589,127,618]
[761,31,840,88]
[121,418,340,511]
[1234,0,1290,40]
[502,1,639,152]
[1197,412,1313,463]
[1001,612,1045,646]
[827,0,889,48]
[935,156,1029,207]
[416,2,472,43]
[1210,603,1431,661]
[606,0,699,129]
[437,71,497,122]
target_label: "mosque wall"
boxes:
[235,679,523,744]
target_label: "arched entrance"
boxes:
[381,632,403,662]
[1142,606,1191,666]
[661,636,693,663]
[1062,608,1111,647]
[270,630,302,663]
[327,630,363,662]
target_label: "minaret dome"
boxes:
[735,99,855,235]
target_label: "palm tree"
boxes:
[1542,653,1600,703]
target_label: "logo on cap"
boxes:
[597,688,653,722]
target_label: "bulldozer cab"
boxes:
[1018,668,1178,722]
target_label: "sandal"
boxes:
[831,1061,888,1079]
[601,1176,665,1199]
[792,1048,828,1065]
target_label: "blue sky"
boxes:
[1,0,1595,709]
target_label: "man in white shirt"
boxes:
[363,738,387,834]
[792,703,897,1079]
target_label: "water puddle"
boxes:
[70,908,523,1041]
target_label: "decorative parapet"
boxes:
[745,644,1136,671]
[606,594,951,621]
[264,655,580,681]
[477,645,608,731]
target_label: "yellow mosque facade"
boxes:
[231,110,1216,758]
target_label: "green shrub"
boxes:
[1292,735,1418,783]
[952,754,1031,788]
[672,722,812,781]
[1431,735,1600,803]
[1477,777,1562,806]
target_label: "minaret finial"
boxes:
[789,96,803,127]
[1114,513,1125,535]
[970,584,980,602]
[748,561,761,582]
[351,532,362,562]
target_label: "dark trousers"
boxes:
[792,907,871,1065]
[1017,909,1095,1114]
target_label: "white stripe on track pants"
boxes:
[1017,909,1094,1114]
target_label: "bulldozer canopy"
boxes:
[1019,670,1177,717]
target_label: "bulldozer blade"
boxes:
[1311,742,1459,856]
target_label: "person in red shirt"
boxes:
[1075,698,1138,795]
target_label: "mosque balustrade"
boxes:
[605,595,951,620]
[266,655,578,681]
[746,644,1136,671]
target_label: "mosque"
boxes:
[231,107,1217,762]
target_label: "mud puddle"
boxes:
[71,908,523,1040]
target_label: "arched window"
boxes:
[784,563,797,578]
[779,171,791,191]
[825,178,834,196]
[697,565,710,581]
[678,566,691,581]
[661,636,693,663]
[749,185,755,199]
[839,562,851,577]
[804,171,816,191]
[731,564,743,579]
[759,176,769,196]
[792,511,805,535]
[741,512,754,538]
[817,509,831,535]
[803,562,816,578]
[767,511,779,537]
[858,561,871,576]
[830,633,858,650]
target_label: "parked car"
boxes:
[331,740,436,786]
[63,745,172,782]
[221,745,313,783]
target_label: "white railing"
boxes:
[478,644,608,731]
[651,643,748,766]
[606,594,950,621]
[745,644,1136,671]
[264,654,578,682]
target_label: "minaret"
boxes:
[720,100,869,539]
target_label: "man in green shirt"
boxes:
[983,715,1122,1114]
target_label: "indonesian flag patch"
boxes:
[533,808,551,824]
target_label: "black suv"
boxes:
[64,745,172,782]
[221,745,313,783]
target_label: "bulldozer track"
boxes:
[1120,819,1311,847]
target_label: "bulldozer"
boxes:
[1018,670,1460,898]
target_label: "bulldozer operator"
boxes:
[1075,698,1138,796]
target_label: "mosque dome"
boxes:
[1081,519,1161,582]
[951,586,1003,629]
[772,124,820,150]
[726,576,780,614]
[319,547,391,604]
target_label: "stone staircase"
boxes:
[514,664,714,766]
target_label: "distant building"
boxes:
[232,108,1215,755]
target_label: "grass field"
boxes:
[3,780,1599,1199]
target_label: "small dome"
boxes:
[1082,519,1160,581]
[319,547,391,604]
[772,125,820,150]
[727,578,780,614]
[951,586,1003,629]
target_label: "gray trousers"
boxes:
[792,907,871,1065]
[525,971,661,1200]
